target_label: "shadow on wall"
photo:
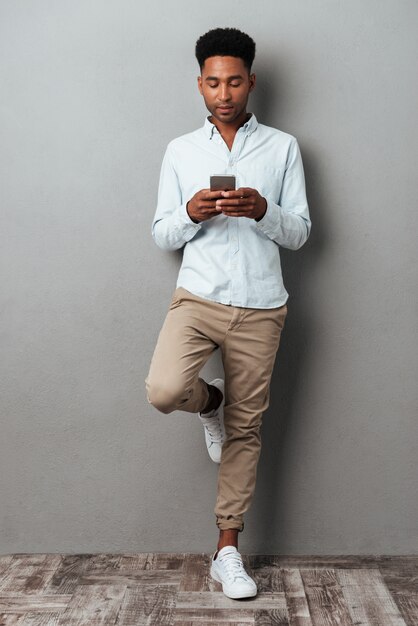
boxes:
[251,63,326,547]
[250,60,283,123]
[256,138,326,551]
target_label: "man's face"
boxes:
[197,56,255,126]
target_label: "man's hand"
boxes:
[186,189,226,223]
[214,188,267,221]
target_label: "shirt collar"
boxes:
[204,112,258,139]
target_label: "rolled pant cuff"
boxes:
[216,517,244,533]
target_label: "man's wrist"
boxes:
[186,201,200,224]
[255,198,267,222]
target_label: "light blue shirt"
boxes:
[151,113,311,308]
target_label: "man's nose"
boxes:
[218,85,231,101]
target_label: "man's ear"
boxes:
[249,73,256,92]
[197,75,203,95]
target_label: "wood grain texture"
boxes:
[337,568,408,625]
[0,554,416,625]
[300,568,351,624]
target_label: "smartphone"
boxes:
[210,175,236,192]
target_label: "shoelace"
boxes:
[203,415,223,443]
[218,551,250,582]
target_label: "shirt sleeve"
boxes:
[254,137,311,250]
[151,142,202,250]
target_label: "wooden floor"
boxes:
[0,553,417,625]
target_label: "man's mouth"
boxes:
[217,106,233,112]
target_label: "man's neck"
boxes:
[209,111,252,141]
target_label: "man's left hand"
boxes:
[215,188,267,221]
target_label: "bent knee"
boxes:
[145,377,185,414]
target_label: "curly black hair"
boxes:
[195,27,256,72]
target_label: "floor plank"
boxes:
[172,606,256,622]
[338,568,408,625]
[175,590,287,609]
[116,584,177,625]
[0,595,70,613]
[300,568,352,624]
[254,609,289,625]
[380,562,418,626]
[180,554,212,592]
[282,568,312,625]
[55,583,126,625]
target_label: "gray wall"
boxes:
[1,0,417,555]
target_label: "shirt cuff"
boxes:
[254,199,281,238]
[174,203,202,238]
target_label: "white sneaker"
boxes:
[210,545,258,599]
[198,378,225,463]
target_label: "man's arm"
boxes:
[151,143,202,251]
[254,137,311,250]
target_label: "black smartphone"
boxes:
[210,175,236,192]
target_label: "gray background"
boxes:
[1,0,417,555]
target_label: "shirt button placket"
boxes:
[228,130,244,304]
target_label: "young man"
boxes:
[145,27,311,599]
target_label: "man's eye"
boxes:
[230,83,241,87]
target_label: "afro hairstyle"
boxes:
[195,27,256,73]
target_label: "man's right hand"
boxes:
[186,189,223,223]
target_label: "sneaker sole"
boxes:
[210,563,258,599]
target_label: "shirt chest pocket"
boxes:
[236,164,283,203]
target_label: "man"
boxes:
[145,27,311,600]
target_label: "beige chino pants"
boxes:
[145,286,287,532]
